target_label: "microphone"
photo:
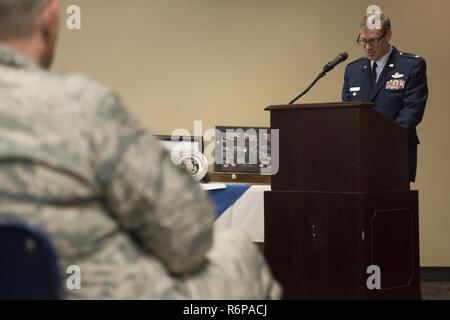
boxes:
[289,52,349,104]
[322,52,349,72]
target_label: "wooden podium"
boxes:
[264,102,420,299]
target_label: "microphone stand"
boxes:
[289,70,327,105]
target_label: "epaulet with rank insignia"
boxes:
[399,52,421,59]
[347,56,366,65]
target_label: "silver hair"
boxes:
[0,0,48,40]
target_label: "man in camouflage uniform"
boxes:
[0,0,281,299]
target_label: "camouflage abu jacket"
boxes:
[0,45,280,300]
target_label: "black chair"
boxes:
[0,218,62,299]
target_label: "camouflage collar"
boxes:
[0,44,40,70]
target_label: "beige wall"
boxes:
[53,0,450,266]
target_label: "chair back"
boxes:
[0,218,62,299]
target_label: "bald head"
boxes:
[0,0,60,69]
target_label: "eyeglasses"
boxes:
[356,33,386,47]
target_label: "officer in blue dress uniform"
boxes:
[342,12,428,182]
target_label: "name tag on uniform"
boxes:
[350,87,360,92]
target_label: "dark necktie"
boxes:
[371,62,378,88]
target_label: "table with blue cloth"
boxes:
[207,184,251,219]
[207,184,270,243]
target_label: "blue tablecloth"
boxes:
[208,184,251,219]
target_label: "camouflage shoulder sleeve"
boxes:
[80,85,214,275]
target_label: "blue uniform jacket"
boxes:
[342,46,428,181]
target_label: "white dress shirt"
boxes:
[370,45,393,82]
